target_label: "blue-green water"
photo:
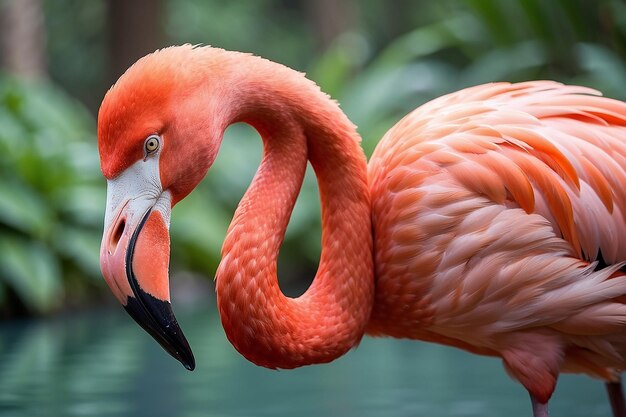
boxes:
[0,305,613,417]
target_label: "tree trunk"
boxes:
[304,0,357,52]
[0,0,47,79]
[107,0,164,83]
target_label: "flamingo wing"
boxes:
[368,81,626,386]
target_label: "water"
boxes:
[0,306,612,417]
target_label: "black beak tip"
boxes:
[182,358,195,371]
[124,294,196,371]
[174,345,195,371]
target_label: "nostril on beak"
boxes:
[110,218,126,254]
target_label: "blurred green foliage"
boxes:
[1,0,626,316]
[0,78,102,314]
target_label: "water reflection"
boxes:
[0,307,612,416]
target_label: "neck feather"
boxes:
[211,53,374,369]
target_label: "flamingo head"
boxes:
[97,46,228,370]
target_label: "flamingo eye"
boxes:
[144,135,160,154]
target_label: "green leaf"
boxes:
[309,33,370,97]
[576,43,626,101]
[458,40,546,87]
[0,236,62,313]
[171,191,231,266]
[0,178,53,237]
[53,226,102,278]
[465,0,515,45]
[53,184,106,227]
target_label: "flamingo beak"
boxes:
[100,163,195,371]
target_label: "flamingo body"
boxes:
[97,46,626,414]
[367,81,626,401]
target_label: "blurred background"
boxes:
[2,0,626,318]
[0,1,625,416]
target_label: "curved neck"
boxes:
[212,56,374,369]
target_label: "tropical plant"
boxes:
[0,77,103,315]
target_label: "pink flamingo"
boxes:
[98,45,626,417]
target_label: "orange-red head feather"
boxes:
[98,45,231,204]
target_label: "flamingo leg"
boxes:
[530,394,549,417]
[606,378,626,417]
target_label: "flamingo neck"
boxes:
[212,56,374,369]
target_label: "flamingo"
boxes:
[98,45,626,417]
